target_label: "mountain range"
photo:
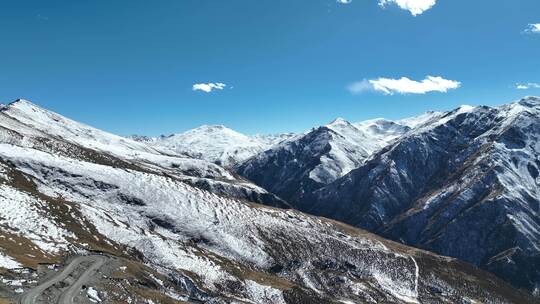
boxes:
[0,98,538,303]
[128,125,295,167]
[237,97,540,297]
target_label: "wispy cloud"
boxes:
[192,82,227,93]
[36,14,49,21]
[336,0,352,4]
[516,82,540,90]
[524,23,540,34]
[347,80,374,94]
[348,76,461,95]
[378,0,436,16]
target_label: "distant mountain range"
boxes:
[0,98,538,302]
[310,98,540,294]
[238,97,540,296]
[236,114,442,210]
[130,125,295,167]
[129,97,540,297]
[134,97,540,296]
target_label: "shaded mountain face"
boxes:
[308,97,540,294]
[130,125,295,167]
[0,100,535,303]
[236,115,440,210]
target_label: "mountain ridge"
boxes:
[0,97,537,302]
[129,124,297,167]
[305,96,540,294]
[236,112,442,210]
[0,98,536,303]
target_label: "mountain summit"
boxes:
[131,124,295,167]
[236,114,437,210]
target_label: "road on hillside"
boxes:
[18,255,108,304]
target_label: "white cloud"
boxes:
[516,83,540,90]
[347,80,374,94]
[337,0,352,4]
[378,0,436,16]
[524,23,540,34]
[192,82,227,93]
[348,76,461,95]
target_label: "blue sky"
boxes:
[0,0,539,135]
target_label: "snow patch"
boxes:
[0,184,74,253]
[87,287,102,302]
[0,251,21,269]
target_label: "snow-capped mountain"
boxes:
[397,110,444,128]
[236,114,435,209]
[0,99,534,303]
[307,97,540,294]
[0,100,287,208]
[131,125,295,167]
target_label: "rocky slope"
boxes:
[236,115,439,210]
[0,99,535,303]
[307,97,540,295]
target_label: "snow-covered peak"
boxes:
[353,118,411,153]
[238,116,415,198]
[308,97,540,294]
[325,118,368,138]
[177,124,252,142]
[8,98,34,107]
[450,105,478,118]
[458,104,476,111]
[1,98,157,156]
[398,111,443,128]
[150,125,294,167]
[509,96,540,112]
[7,99,53,117]
[253,132,298,146]
[238,110,462,207]
[327,117,350,126]
[325,118,366,140]
[356,118,407,133]
[0,99,237,181]
[199,124,227,129]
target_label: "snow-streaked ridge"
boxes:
[309,96,540,293]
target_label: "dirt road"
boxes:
[18,255,108,304]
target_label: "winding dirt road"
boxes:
[18,255,108,304]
